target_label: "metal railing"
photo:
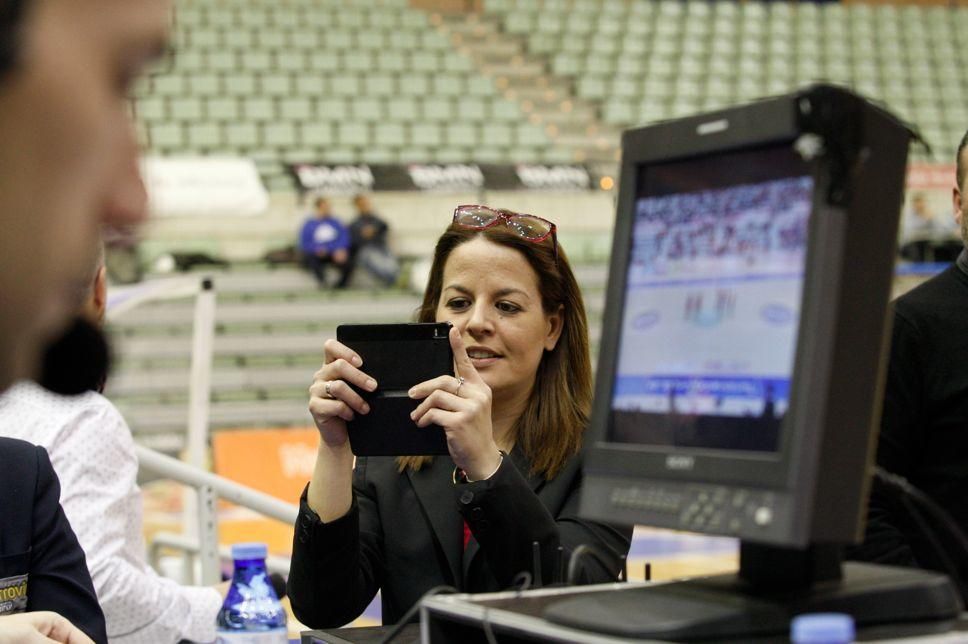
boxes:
[110,276,299,584]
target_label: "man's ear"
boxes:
[954,185,963,230]
[82,266,108,324]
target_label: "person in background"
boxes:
[299,196,352,289]
[0,244,226,644]
[0,0,172,640]
[288,206,632,627]
[348,194,399,287]
[848,130,968,603]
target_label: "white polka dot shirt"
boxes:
[0,381,222,643]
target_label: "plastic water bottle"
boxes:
[216,543,287,643]
[791,612,855,644]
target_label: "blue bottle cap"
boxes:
[791,613,855,643]
[231,542,268,561]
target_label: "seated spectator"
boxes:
[348,194,399,286]
[299,197,352,289]
[0,247,226,644]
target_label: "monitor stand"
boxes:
[543,543,962,641]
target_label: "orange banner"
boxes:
[212,427,320,554]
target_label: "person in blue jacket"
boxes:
[299,197,353,289]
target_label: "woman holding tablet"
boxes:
[288,206,633,627]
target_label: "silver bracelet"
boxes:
[453,450,506,484]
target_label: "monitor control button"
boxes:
[754,506,773,526]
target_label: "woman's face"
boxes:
[435,237,562,403]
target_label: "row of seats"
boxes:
[161,50,473,75]
[550,52,959,85]
[138,93,524,124]
[146,120,551,152]
[533,32,960,60]
[176,5,421,30]
[143,72,494,100]
[184,28,453,54]
[488,0,966,24]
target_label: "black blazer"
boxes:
[288,448,633,627]
[0,437,106,643]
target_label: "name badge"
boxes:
[0,574,28,615]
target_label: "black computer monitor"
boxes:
[544,85,961,640]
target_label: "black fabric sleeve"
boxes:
[457,456,632,588]
[287,462,385,629]
[850,312,924,566]
[27,446,107,644]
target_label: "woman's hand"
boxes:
[308,338,377,450]
[410,326,502,479]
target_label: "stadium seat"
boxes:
[243,97,275,122]
[280,98,313,121]
[374,122,407,148]
[336,122,370,147]
[411,122,443,147]
[188,122,223,148]
[299,123,334,147]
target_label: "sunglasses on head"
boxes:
[452,205,558,264]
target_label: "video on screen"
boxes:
[610,150,812,453]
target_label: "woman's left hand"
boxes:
[410,325,503,479]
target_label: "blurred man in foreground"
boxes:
[0,247,226,643]
[0,0,172,640]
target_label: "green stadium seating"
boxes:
[299,122,333,147]
[350,97,383,122]
[280,97,313,121]
[170,97,203,121]
[188,122,223,148]
[411,122,443,147]
[135,0,968,186]
[336,122,369,147]
[242,97,275,122]
[226,122,259,148]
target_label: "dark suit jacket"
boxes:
[288,448,633,627]
[0,437,107,643]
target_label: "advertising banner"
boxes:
[289,162,595,193]
[143,157,269,217]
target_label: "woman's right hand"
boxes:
[308,339,377,450]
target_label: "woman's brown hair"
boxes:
[397,222,592,479]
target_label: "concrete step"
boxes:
[119,398,314,437]
[106,365,314,398]
[111,296,424,328]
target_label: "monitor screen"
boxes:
[610,145,813,453]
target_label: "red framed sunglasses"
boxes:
[452,205,558,263]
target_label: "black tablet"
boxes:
[336,322,453,456]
